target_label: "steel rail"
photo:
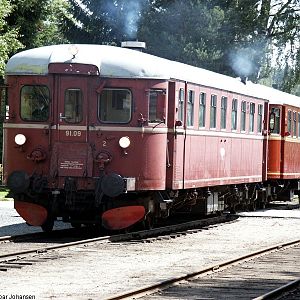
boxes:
[253,278,300,300]
[0,214,234,262]
[105,239,300,300]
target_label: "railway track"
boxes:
[104,239,300,300]
[0,214,235,271]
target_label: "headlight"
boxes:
[15,134,26,146]
[119,136,130,149]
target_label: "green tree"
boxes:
[6,0,70,50]
[63,0,149,45]
[139,0,225,72]
[219,0,300,89]
[0,0,23,79]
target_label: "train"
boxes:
[1,42,300,232]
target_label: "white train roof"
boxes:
[5,44,300,106]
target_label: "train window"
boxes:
[257,104,263,133]
[210,95,217,129]
[221,96,227,129]
[98,89,132,123]
[20,85,50,122]
[293,112,297,137]
[64,89,83,123]
[249,103,255,132]
[178,88,185,122]
[270,107,280,134]
[231,99,238,130]
[287,110,292,135]
[187,90,194,126]
[241,101,246,132]
[199,92,206,128]
[148,90,165,123]
[298,113,300,138]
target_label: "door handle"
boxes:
[59,113,67,121]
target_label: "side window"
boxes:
[98,89,132,123]
[298,113,300,138]
[187,90,194,126]
[287,110,292,135]
[270,107,280,134]
[148,90,166,123]
[178,88,185,122]
[221,96,227,129]
[257,104,263,133]
[249,102,255,132]
[210,94,217,129]
[241,101,246,132]
[20,85,50,122]
[199,92,206,128]
[64,89,83,123]
[231,98,238,130]
[293,111,297,137]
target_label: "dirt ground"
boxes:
[0,203,300,300]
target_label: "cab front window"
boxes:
[64,88,83,123]
[20,85,50,121]
[98,89,132,123]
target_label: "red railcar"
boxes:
[2,44,300,231]
[262,85,300,199]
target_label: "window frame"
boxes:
[241,100,246,132]
[199,92,206,128]
[220,96,227,130]
[148,89,166,123]
[257,104,263,133]
[287,110,292,135]
[249,102,255,132]
[187,90,194,127]
[293,111,297,137]
[20,84,50,122]
[210,94,217,129]
[298,112,300,138]
[231,98,238,131]
[178,88,185,123]
[98,88,132,124]
[64,88,83,124]
[270,107,281,134]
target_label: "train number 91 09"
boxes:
[65,130,82,137]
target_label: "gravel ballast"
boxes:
[0,200,300,299]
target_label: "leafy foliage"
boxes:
[139,1,225,72]
[62,0,149,44]
[6,0,69,50]
[0,0,23,79]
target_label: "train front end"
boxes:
[3,44,169,231]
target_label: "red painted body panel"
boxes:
[102,206,145,230]
[267,138,282,179]
[14,201,48,226]
[3,75,169,192]
[267,104,300,180]
[167,81,266,189]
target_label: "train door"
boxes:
[166,81,186,189]
[57,75,88,143]
[267,104,282,179]
[50,75,93,179]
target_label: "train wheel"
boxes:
[249,201,257,211]
[143,214,155,230]
[41,218,54,233]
